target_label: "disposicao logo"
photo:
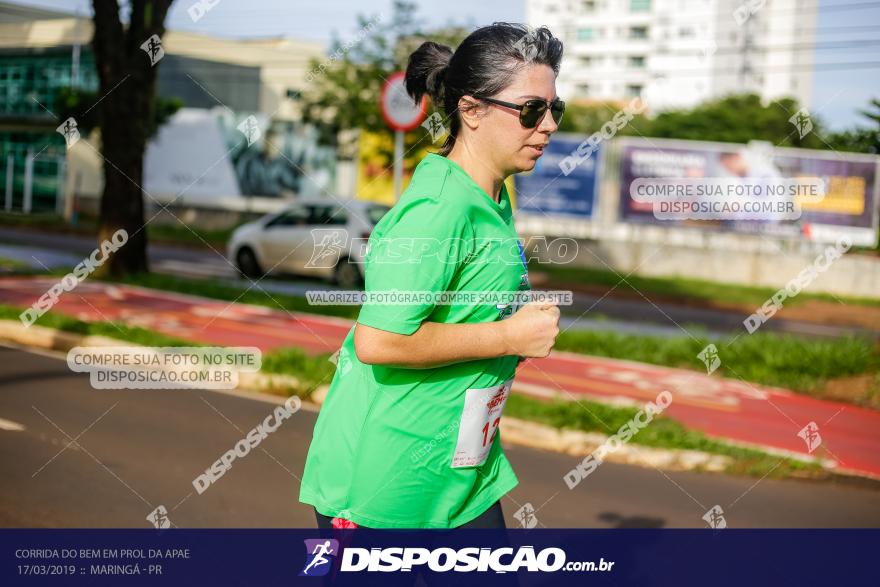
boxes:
[300,538,339,577]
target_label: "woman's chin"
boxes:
[516,156,539,173]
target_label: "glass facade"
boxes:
[0,50,96,212]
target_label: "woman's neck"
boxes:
[446,143,505,204]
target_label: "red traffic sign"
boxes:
[380,71,428,132]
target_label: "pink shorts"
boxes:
[330,516,358,529]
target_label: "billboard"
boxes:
[145,108,337,201]
[774,146,878,245]
[355,133,518,207]
[355,131,422,206]
[617,137,879,245]
[513,132,601,220]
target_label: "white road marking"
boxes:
[0,417,25,431]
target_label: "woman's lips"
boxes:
[526,144,545,156]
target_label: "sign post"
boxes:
[380,72,427,200]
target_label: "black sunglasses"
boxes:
[474,96,566,128]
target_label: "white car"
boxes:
[227,197,390,288]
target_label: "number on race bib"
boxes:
[482,417,501,447]
[451,378,513,468]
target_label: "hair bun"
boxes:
[404,41,453,106]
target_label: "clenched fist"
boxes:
[501,301,560,358]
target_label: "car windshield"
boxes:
[366,205,391,225]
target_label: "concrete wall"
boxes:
[523,228,879,299]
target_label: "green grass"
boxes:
[0,302,332,398]
[0,211,72,230]
[144,222,237,249]
[95,272,360,320]
[0,303,196,347]
[260,346,338,390]
[0,256,29,271]
[535,262,880,308]
[555,329,879,399]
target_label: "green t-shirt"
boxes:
[299,153,532,528]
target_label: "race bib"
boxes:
[451,377,514,468]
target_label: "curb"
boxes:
[0,319,316,396]
[499,417,731,472]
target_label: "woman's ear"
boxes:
[457,95,484,131]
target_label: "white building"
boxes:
[527,0,818,111]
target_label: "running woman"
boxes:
[300,22,563,529]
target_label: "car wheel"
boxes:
[236,247,264,279]
[334,258,362,289]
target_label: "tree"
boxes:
[557,99,650,135]
[90,0,174,277]
[57,88,181,141]
[825,98,880,154]
[559,93,880,157]
[299,1,468,169]
[636,94,827,149]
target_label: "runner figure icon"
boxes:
[300,539,338,576]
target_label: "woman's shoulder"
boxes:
[404,154,452,199]
[367,193,473,249]
[401,156,478,212]
[385,190,472,233]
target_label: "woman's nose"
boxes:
[537,109,558,133]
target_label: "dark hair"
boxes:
[405,22,563,156]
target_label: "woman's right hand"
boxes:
[500,301,560,358]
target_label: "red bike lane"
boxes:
[3,276,878,479]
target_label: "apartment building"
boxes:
[526,0,818,110]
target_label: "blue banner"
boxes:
[513,134,601,219]
[2,529,876,586]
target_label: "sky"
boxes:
[11,0,880,130]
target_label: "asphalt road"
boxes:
[0,225,869,339]
[1,345,879,529]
